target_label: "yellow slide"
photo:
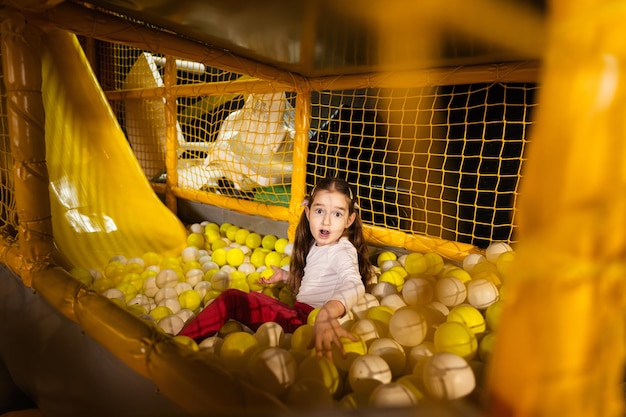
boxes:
[41,30,188,270]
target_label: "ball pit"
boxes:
[80,220,511,410]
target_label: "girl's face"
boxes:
[305,189,356,246]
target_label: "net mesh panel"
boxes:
[0,58,17,242]
[306,84,536,247]
[95,40,537,249]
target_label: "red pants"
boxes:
[178,289,314,342]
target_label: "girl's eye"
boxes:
[333,211,343,218]
[314,208,323,215]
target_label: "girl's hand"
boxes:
[311,300,355,360]
[258,265,287,285]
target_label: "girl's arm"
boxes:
[312,300,356,360]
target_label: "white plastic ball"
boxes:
[380,259,401,272]
[102,288,124,301]
[181,246,200,263]
[127,294,151,311]
[198,336,223,354]
[370,281,397,300]
[176,308,195,324]
[462,253,486,272]
[202,261,220,273]
[466,278,499,309]
[174,282,193,295]
[156,269,179,289]
[380,293,407,311]
[422,352,476,400]
[351,293,380,320]
[350,318,382,347]
[348,354,393,396]
[185,269,204,287]
[369,382,418,408]
[154,287,178,304]
[238,262,256,276]
[158,314,185,335]
[158,297,181,314]
[193,280,212,299]
[485,241,513,263]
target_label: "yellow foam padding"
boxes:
[40,29,188,270]
[487,2,626,417]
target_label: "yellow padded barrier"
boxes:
[487,1,626,417]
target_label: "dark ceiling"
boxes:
[78,0,547,77]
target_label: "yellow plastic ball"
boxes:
[274,238,289,254]
[250,250,267,269]
[226,247,245,267]
[403,253,429,275]
[218,222,232,236]
[332,335,368,373]
[178,289,202,311]
[297,355,341,396]
[447,304,486,335]
[433,321,478,361]
[378,270,404,292]
[225,225,241,242]
[262,234,278,251]
[245,232,263,250]
[211,248,228,267]
[376,251,397,267]
[204,228,222,244]
[234,228,250,245]
[264,251,283,268]
[186,232,205,249]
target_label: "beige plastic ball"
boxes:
[380,293,407,311]
[254,321,285,348]
[248,347,297,396]
[350,318,383,347]
[434,277,467,307]
[388,307,428,348]
[368,337,407,378]
[401,277,434,306]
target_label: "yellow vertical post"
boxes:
[163,55,179,214]
[488,1,626,417]
[287,90,312,239]
[0,13,53,285]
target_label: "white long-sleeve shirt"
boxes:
[296,237,365,312]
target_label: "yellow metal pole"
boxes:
[287,90,311,240]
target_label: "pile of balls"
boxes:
[69,220,515,410]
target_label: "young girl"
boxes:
[178,177,372,358]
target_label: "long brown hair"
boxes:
[288,177,372,295]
